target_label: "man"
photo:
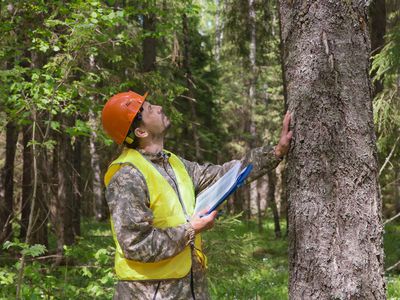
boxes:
[102,91,292,299]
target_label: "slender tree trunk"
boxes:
[182,13,202,161]
[142,6,157,72]
[256,175,268,232]
[369,0,386,96]
[0,121,18,243]
[26,59,49,247]
[72,139,82,236]
[89,55,106,221]
[274,161,284,216]
[248,0,257,146]
[395,165,400,214]
[215,0,223,62]
[280,1,385,298]
[267,170,281,238]
[89,110,105,220]
[20,125,33,240]
[242,0,259,221]
[57,119,75,248]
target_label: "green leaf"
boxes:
[81,267,93,278]
[0,270,15,285]
[21,244,47,257]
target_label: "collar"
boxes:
[137,148,171,163]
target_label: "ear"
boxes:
[134,127,148,139]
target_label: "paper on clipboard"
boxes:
[194,162,253,215]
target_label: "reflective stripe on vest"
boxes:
[104,148,204,280]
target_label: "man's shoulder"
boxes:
[110,164,146,185]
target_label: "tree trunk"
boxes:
[369,0,386,96]
[142,6,157,72]
[89,110,105,220]
[274,161,284,216]
[279,1,385,299]
[72,139,82,236]
[0,121,18,243]
[248,0,257,147]
[29,122,49,247]
[267,170,281,238]
[57,120,75,246]
[256,175,268,232]
[182,13,202,161]
[215,0,223,62]
[20,125,33,240]
[395,165,400,214]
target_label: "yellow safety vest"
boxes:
[104,148,204,281]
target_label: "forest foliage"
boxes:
[0,0,399,299]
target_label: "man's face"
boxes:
[140,101,171,137]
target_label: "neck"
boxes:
[138,136,164,154]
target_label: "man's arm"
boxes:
[182,112,292,195]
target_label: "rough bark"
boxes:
[279,1,385,299]
[0,121,18,243]
[89,110,105,220]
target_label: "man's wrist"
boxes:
[184,222,196,246]
[273,146,284,160]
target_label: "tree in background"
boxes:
[280,1,385,298]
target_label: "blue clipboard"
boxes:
[202,164,253,217]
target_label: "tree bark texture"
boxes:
[0,121,18,243]
[89,110,105,220]
[279,1,385,299]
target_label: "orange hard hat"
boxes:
[102,91,148,144]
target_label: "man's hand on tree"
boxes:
[190,209,218,234]
[275,111,293,159]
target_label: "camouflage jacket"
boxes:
[105,145,281,300]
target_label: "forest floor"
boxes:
[1,217,399,299]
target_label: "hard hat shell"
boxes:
[102,91,148,144]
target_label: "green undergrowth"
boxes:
[0,218,399,299]
[384,222,400,300]
[203,216,289,300]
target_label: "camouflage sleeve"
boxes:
[181,144,281,195]
[105,165,191,263]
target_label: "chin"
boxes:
[164,117,171,129]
